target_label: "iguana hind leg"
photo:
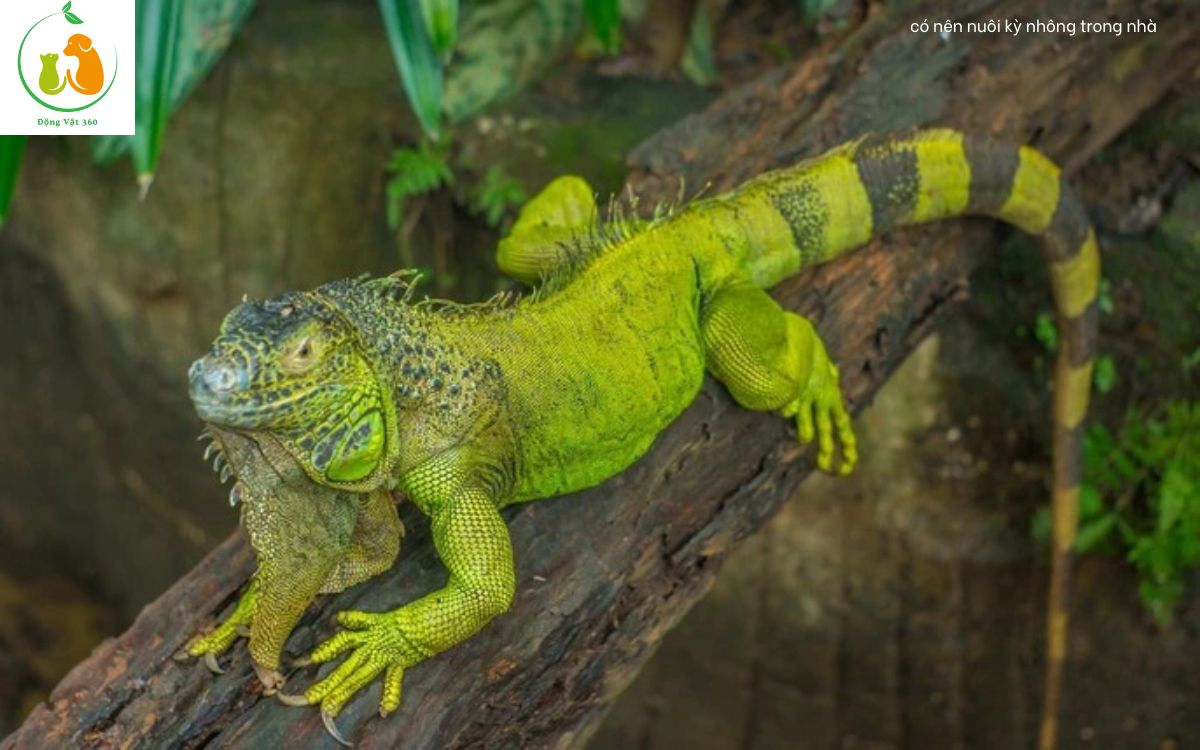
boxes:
[701,279,857,475]
[496,175,597,284]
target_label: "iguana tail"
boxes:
[728,129,1098,750]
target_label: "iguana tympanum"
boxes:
[185,129,1098,749]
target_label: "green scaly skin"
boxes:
[186,129,1097,749]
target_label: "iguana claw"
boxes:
[278,693,352,746]
[204,652,224,675]
[322,711,353,747]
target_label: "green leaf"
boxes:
[133,0,187,192]
[65,11,83,23]
[1097,278,1114,314]
[1075,513,1116,552]
[92,0,256,166]
[1138,577,1183,627]
[420,0,459,59]
[584,0,621,53]
[1182,347,1200,373]
[385,142,453,230]
[378,0,444,140]
[1157,463,1195,533]
[472,165,527,227]
[62,1,72,12]
[0,136,28,228]
[444,0,583,123]
[1030,505,1052,545]
[680,1,717,86]
[1093,355,1117,394]
[1079,484,1105,519]
[1033,312,1058,352]
[799,0,838,24]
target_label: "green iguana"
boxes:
[185,129,1098,749]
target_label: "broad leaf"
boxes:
[91,0,257,167]
[0,136,28,227]
[444,0,583,122]
[1075,514,1116,553]
[379,0,444,140]
[584,0,620,53]
[132,0,186,191]
[420,0,459,59]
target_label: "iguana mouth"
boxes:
[190,383,323,429]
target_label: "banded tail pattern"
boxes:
[735,129,1099,750]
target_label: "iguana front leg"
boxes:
[282,455,515,731]
[183,429,360,690]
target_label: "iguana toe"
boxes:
[276,691,310,707]
[253,662,286,694]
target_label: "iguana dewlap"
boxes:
[185,129,1097,750]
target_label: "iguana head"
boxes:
[189,287,390,488]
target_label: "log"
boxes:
[5,1,1197,747]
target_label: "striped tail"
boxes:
[737,129,1098,750]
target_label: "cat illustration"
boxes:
[38,53,66,95]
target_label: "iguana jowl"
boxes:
[185,129,1098,749]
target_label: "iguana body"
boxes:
[186,129,1097,749]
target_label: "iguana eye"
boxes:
[281,335,319,375]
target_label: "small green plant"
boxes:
[1183,347,1200,375]
[1034,399,1200,624]
[1093,354,1117,394]
[1033,311,1059,351]
[583,0,621,53]
[472,165,527,228]
[1029,284,1116,394]
[385,141,454,231]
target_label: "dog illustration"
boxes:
[63,33,103,95]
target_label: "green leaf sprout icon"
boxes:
[62,1,83,24]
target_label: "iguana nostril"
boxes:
[191,356,242,395]
[206,363,238,393]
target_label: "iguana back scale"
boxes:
[186,128,1097,750]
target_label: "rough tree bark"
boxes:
[5,0,1197,748]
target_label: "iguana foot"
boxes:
[701,281,858,476]
[782,352,857,476]
[283,610,420,719]
[184,580,258,671]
